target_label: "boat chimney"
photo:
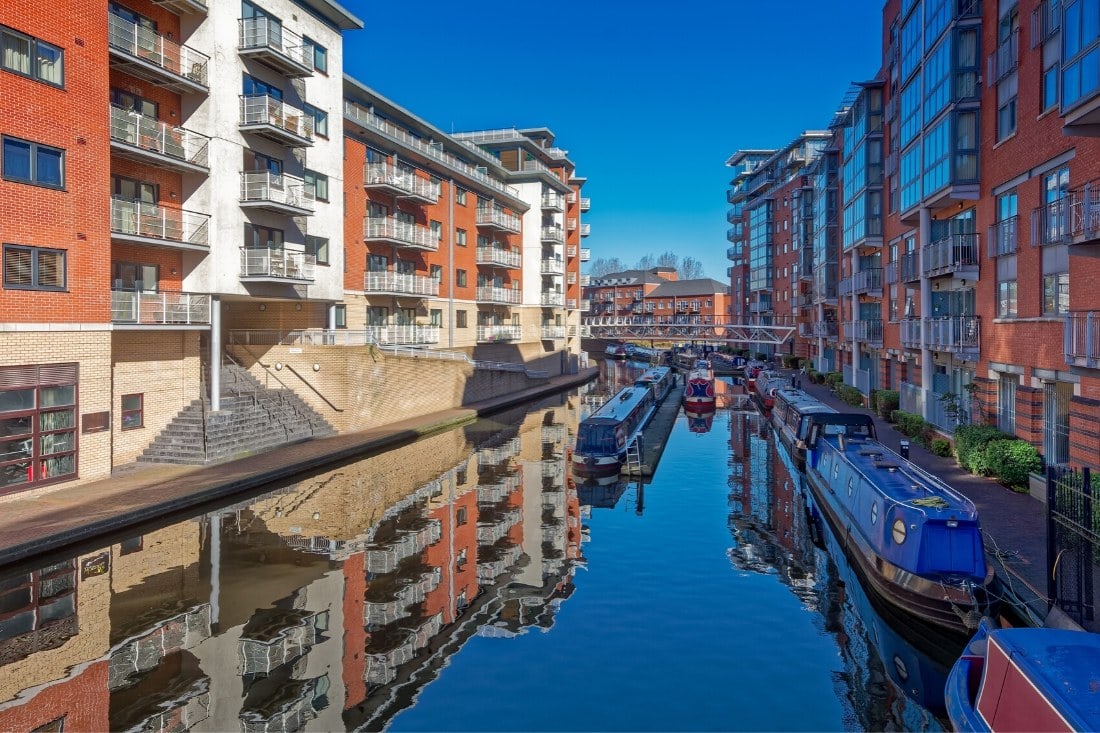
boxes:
[837,434,846,452]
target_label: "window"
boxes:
[430,308,442,327]
[0,26,63,86]
[110,87,157,118]
[113,262,157,292]
[455,189,467,205]
[456,228,467,246]
[430,220,442,241]
[121,394,143,430]
[456,310,467,328]
[242,73,281,100]
[998,279,1018,317]
[430,264,442,280]
[997,374,1017,435]
[305,235,329,265]
[334,303,346,328]
[3,245,65,290]
[1043,63,1060,111]
[1043,271,1070,314]
[245,224,283,249]
[0,364,78,489]
[456,269,467,287]
[303,104,328,137]
[304,170,328,201]
[997,96,1017,141]
[302,36,327,73]
[2,137,63,188]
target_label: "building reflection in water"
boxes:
[724,411,949,732]
[0,394,584,732]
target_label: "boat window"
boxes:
[846,424,872,438]
[871,502,879,525]
[576,424,617,454]
[847,477,854,496]
[823,424,847,436]
[832,463,840,482]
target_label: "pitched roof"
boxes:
[589,267,676,286]
[648,279,730,297]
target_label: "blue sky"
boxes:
[344,1,885,281]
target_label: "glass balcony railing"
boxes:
[237,16,312,77]
[239,94,313,145]
[110,198,210,249]
[363,272,439,297]
[476,325,522,342]
[109,106,209,170]
[110,290,211,325]
[108,11,208,90]
[476,246,522,269]
[239,247,315,281]
[364,217,438,251]
[477,287,522,305]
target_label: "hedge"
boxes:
[954,424,1011,475]
[836,384,865,407]
[874,389,899,421]
[824,371,844,389]
[892,410,934,446]
[782,355,802,369]
[984,439,1042,490]
[930,438,952,457]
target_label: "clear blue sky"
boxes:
[344,1,885,281]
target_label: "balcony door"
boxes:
[111,175,157,236]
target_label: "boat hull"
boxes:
[572,453,623,478]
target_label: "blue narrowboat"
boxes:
[771,387,836,469]
[802,411,995,635]
[572,367,671,478]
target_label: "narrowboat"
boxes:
[683,359,716,414]
[633,366,674,402]
[686,410,714,434]
[604,342,627,360]
[802,411,994,636]
[771,387,837,468]
[945,617,1100,731]
[572,373,667,478]
[751,369,789,413]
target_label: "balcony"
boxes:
[542,192,565,211]
[363,163,440,204]
[926,316,980,359]
[899,251,921,283]
[107,11,208,94]
[988,29,1019,83]
[477,325,522,342]
[580,223,591,237]
[840,267,883,297]
[540,258,565,275]
[239,247,315,282]
[844,319,884,347]
[923,233,979,279]
[900,318,921,349]
[579,197,591,211]
[1032,185,1100,254]
[477,286,521,305]
[239,95,313,147]
[811,321,839,338]
[240,171,315,216]
[580,274,590,286]
[364,217,438,252]
[109,107,209,174]
[110,199,210,252]
[541,325,567,340]
[476,207,521,233]
[237,16,313,78]
[476,246,521,269]
[988,216,1018,257]
[541,292,565,307]
[110,290,210,327]
[369,325,440,345]
[1065,311,1099,367]
[363,272,439,298]
[541,225,565,244]
[579,248,590,261]
[567,217,577,231]
[567,272,577,285]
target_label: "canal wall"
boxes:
[623,384,685,478]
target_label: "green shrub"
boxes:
[824,371,844,389]
[930,438,952,457]
[782,355,802,369]
[984,439,1042,489]
[954,424,1011,474]
[808,369,823,384]
[893,410,934,446]
[836,384,865,407]
[875,389,900,420]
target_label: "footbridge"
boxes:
[581,317,797,346]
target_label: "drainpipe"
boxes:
[448,178,455,348]
[919,207,933,421]
[210,296,221,412]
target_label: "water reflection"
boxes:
[0,392,584,733]
[724,410,951,731]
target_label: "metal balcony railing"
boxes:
[109,106,209,169]
[811,321,839,338]
[364,272,439,297]
[369,325,440,345]
[108,11,209,89]
[926,316,980,355]
[541,292,565,307]
[566,298,578,309]
[988,216,1018,257]
[476,286,522,305]
[839,268,883,296]
[1031,0,1062,47]
[239,248,315,280]
[884,261,899,285]
[567,217,577,231]
[110,198,210,248]
[237,16,312,75]
[899,251,921,282]
[844,319,884,344]
[476,246,522,268]
[239,95,313,142]
[580,274,590,286]
[542,192,564,210]
[476,207,521,232]
[477,324,523,342]
[579,248,590,261]
[900,318,921,348]
[541,225,565,243]
[580,298,591,310]
[540,258,565,275]
[1032,195,1076,246]
[567,272,577,284]
[988,29,1019,82]
[240,171,314,211]
[110,290,211,325]
[580,198,591,211]
[1065,311,1099,366]
[580,223,591,237]
[923,233,980,277]
[363,163,440,203]
[364,217,438,251]
[541,325,567,339]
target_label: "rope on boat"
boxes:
[911,496,950,509]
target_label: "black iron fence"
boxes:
[1047,466,1099,630]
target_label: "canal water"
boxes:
[0,362,959,731]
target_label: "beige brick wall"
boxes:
[111,332,201,464]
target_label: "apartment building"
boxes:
[644,278,731,326]
[726,0,1100,471]
[585,267,678,320]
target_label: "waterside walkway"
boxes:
[0,368,599,567]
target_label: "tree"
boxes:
[635,254,655,270]
[587,257,624,277]
[656,251,679,269]
[680,256,705,280]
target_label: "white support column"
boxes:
[919,207,933,420]
[327,303,336,330]
[210,512,221,630]
[210,296,221,412]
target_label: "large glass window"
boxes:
[3,245,65,291]
[0,26,63,86]
[0,365,78,491]
[1062,0,1100,108]
[900,145,922,212]
[924,38,952,124]
[997,375,1017,435]
[2,136,63,188]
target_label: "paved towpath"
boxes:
[0,368,599,567]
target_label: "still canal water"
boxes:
[0,362,959,731]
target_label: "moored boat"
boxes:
[572,368,671,478]
[945,617,1100,731]
[771,387,837,468]
[633,366,674,402]
[605,342,627,360]
[683,359,715,414]
[752,369,789,413]
[802,411,995,636]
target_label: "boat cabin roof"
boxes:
[585,386,650,423]
[635,366,671,385]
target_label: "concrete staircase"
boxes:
[138,364,336,465]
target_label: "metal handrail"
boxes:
[108,11,209,86]
[109,106,209,167]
